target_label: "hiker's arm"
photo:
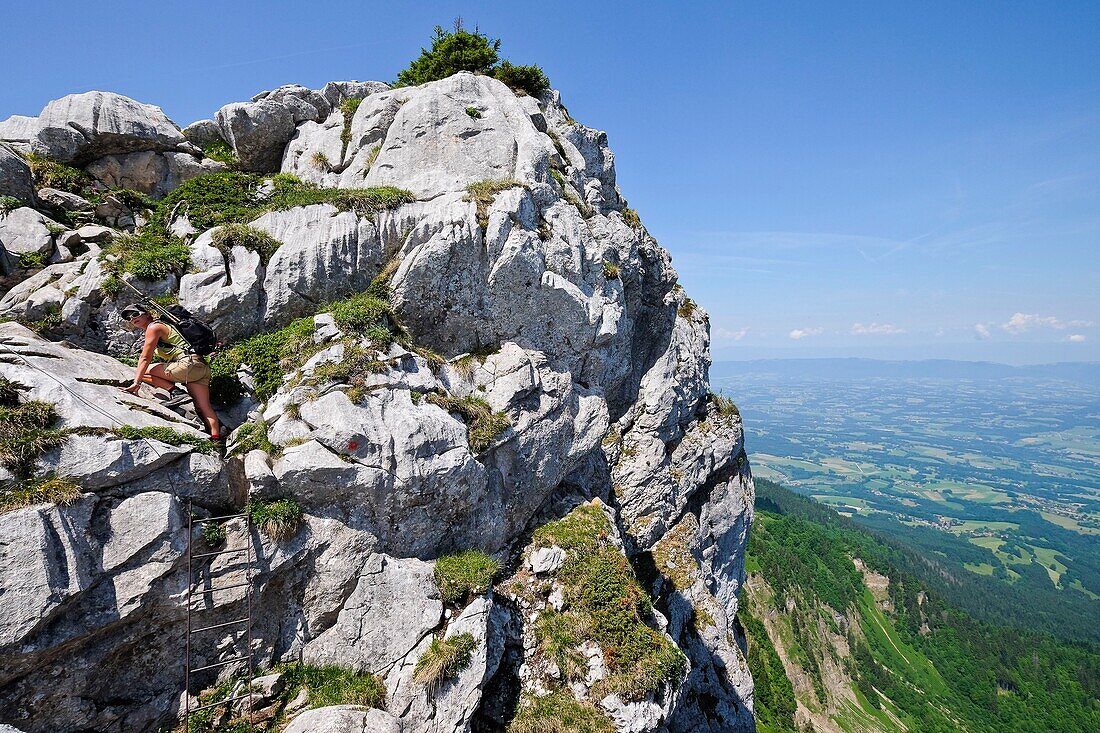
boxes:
[125,325,163,392]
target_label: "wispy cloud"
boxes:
[1001,312,1093,333]
[1069,334,1086,343]
[714,326,749,342]
[850,322,906,336]
[789,327,823,340]
[974,323,992,339]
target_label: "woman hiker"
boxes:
[119,303,222,443]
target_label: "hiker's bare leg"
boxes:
[141,363,176,391]
[187,382,221,438]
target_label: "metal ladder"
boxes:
[184,502,255,731]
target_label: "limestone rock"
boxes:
[216,100,296,173]
[0,91,185,165]
[321,80,391,108]
[182,118,224,149]
[283,706,401,733]
[36,187,92,213]
[0,145,34,204]
[0,207,55,258]
[85,150,225,198]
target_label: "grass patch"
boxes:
[677,297,698,319]
[0,475,81,514]
[0,393,68,478]
[550,169,591,218]
[426,394,510,452]
[310,151,331,171]
[465,178,526,230]
[465,106,482,119]
[202,521,226,547]
[17,304,63,335]
[710,392,739,417]
[414,633,477,693]
[534,610,590,682]
[210,316,316,404]
[211,223,283,265]
[0,195,23,214]
[229,420,278,457]
[279,662,385,709]
[602,261,619,280]
[201,140,238,166]
[621,207,641,229]
[247,497,302,541]
[101,231,191,281]
[307,342,388,391]
[508,692,614,733]
[24,153,91,194]
[530,503,687,702]
[340,97,363,158]
[435,550,501,606]
[113,425,216,454]
[363,144,381,175]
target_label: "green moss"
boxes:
[0,475,81,514]
[602,261,620,280]
[211,223,283,265]
[247,497,302,541]
[465,106,482,119]
[532,503,611,553]
[414,633,477,692]
[154,171,260,231]
[113,425,216,454]
[508,692,615,733]
[426,393,510,452]
[229,420,278,457]
[326,292,396,335]
[435,550,501,606]
[465,178,526,230]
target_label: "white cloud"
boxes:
[974,323,992,339]
[789,327,823,340]
[1069,334,1086,343]
[714,327,749,342]
[1001,312,1093,334]
[850,322,906,336]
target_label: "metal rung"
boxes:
[190,692,253,712]
[194,512,247,524]
[192,580,252,594]
[190,617,249,634]
[190,547,249,560]
[191,655,250,673]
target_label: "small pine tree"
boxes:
[396,23,501,87]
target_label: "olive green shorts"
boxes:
[164,356,211,386]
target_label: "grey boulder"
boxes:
[0,145,34,205]
[0,91,185,164]
[283,706,401,733]
[85,150,224,198]
[215,100,296,173]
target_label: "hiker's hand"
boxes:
[123,383,141,394]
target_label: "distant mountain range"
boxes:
[712,358,1100,385]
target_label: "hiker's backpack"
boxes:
[160,305,218,356]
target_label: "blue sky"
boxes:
[3,1,1098,363]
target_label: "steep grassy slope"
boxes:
[742,479,1100,733]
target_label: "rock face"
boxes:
[0,74,755,733]
[0,145,34,204]
[0,92,185,164]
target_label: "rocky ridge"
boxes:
[0,73,755,733]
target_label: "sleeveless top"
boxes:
[154,322,191,362]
